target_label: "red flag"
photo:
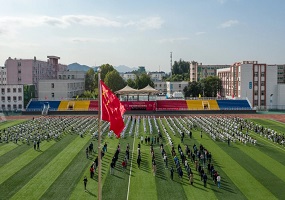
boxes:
[100,80,126,137]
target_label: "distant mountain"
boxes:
[67,63,137,73]
[67,63,91,71]
[115,65,138,73]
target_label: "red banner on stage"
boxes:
[121,101,156,111]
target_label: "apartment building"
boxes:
[3,56,67,97]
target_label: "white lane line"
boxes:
[127,136,135,200]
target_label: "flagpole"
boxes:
[98,69,102,200]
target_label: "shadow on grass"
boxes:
[111,174,124,179]
[86,189,96,197]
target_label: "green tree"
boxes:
[85,68,95,91]
[104,70,126,92]
[133,73,154,89]
[201,76,222,97]
[183,81,202,97]
[92,63,116,93]
[171,74,184,81]
[171,59,190,77]
[126,78,136,88]
[100,64,115,81]
[82,90,97,99]
[172,61,180,75]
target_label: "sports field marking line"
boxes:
[127,136,135,200]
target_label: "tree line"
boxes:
[82,61,223,98]
[82,64,154,98]
[183,76,222,98]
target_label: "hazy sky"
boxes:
[0,0,284,72]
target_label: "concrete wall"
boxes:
[38,79,85,99]
[266,65,278,107]
[240,64,253,105]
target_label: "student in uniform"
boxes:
[217,174,221,188]
[189,172,194,185]
[83,176,88,191]
[170,166,174,180]
[137,154,141,168]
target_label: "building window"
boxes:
[18,88,22,93]
[51,93,54,98]
[51,83,54,88]
[1,96,5,101]
[18,104,22,109]
[13,88,16,93]
[7,88,11,93]
[13,96,17,101]
[7,96,11,101]
[1,88,4,93]
[2,105,5,110]
[261,91,265,95]
[261,82,265,86]
[254,91,258,95]
[261,72,265,77]
[254,81,258,86]
[260,100,265,106]
[13,104,17,110]
[254,100,258,105]
[18,96,22,101]
[7,104,11,110]
[254,72,258,77]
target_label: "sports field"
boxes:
[0,115,284,200]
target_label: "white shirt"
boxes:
[217,175,221,182]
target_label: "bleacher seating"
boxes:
[26,101,44,111]
[89,100,98,111]
[74,101,90,111]
[58,101,70,111]
[25,98,252,113]
[186,100,203,110]
[217,100,251,110]
[156,100,188,110]
[208,100,220,110]
[26,101,61,111]
[46,101,61,111]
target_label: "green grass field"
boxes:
[0,116,284,200]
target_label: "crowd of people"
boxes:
[186,115,285,147]
[154,116,221,188]
[0,116,98,146]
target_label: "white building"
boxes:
[148,71,166,82]
[38,79,85,99]
[166,81,188,97]
[153,81,167,94]
[57,70,86,80]
[277,64,285,84]
[0,85,24,111]
[217,61,281,109]
[122,72,136,81]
